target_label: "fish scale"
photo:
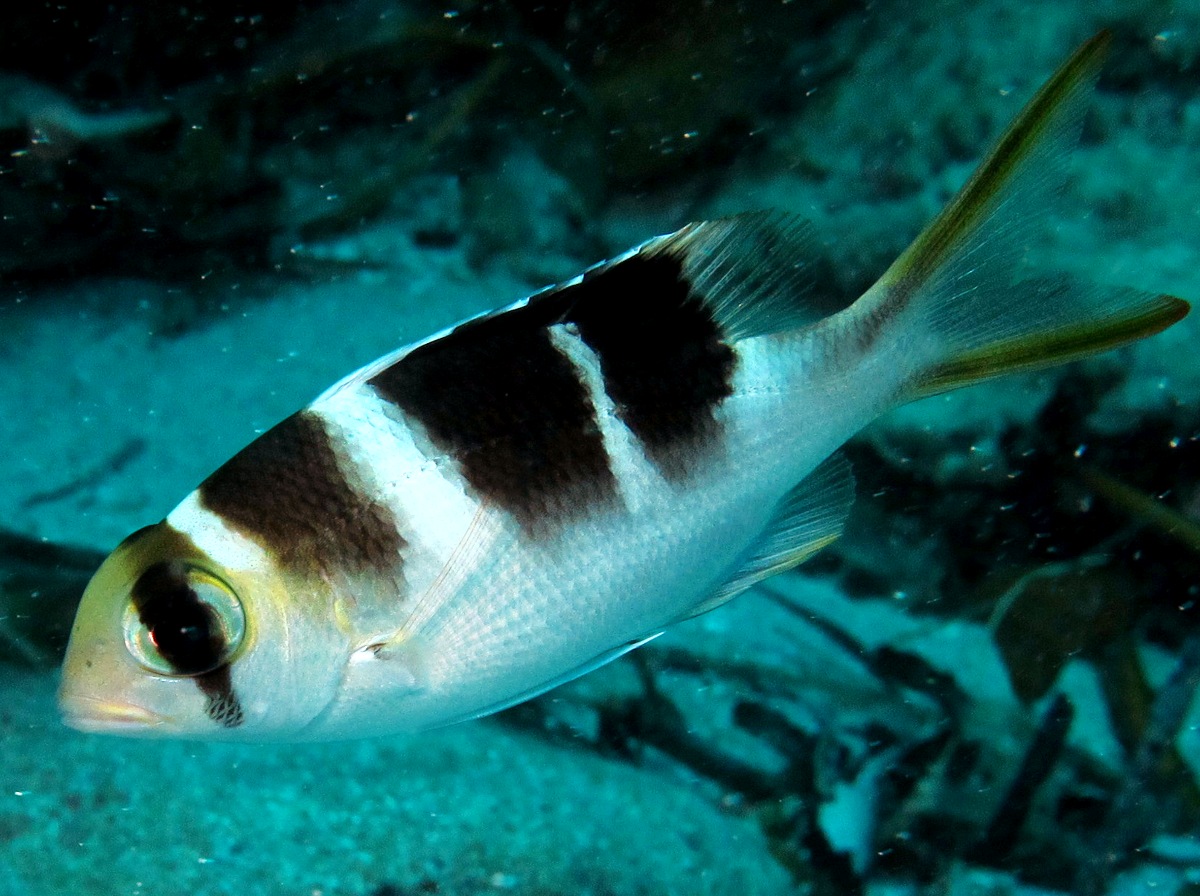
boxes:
[58,32,1190,740]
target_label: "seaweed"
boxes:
[493,581,1200,891]
[0,0,856,289]
[968,693,1075,863]
[1075,635,1200,895]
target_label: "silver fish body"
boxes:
[58,32,1189,741]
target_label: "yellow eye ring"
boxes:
[123,563,246,677]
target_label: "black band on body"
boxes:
[370,310,617,533]
[199,411,404,575]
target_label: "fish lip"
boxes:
[58,694,167,733]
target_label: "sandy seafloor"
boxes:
[3,1,1200,894]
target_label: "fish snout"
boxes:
[58,689,168,734]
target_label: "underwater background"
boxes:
[1,1,1199,894]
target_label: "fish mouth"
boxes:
[59,694,167,733]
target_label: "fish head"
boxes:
[58,519,345,740]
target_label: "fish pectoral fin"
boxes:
[351,634,431,691]
[687,451,855,620]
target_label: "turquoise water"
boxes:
[1,2,1198,894]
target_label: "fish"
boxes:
[58,32,1189,740]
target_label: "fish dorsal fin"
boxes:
[318,210,827,405]
[685,451,856,620]
[640,210,831,340]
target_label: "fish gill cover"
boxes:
[0,2,1199,895]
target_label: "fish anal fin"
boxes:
[686,451,855,620]
[433,633,663,727]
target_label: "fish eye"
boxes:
[123,562,246,677]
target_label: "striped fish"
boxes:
[59,33,1188,740]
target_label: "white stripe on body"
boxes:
[166,492,272,575]
[546,322,668,516]
[311,384,486,642]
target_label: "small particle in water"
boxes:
[1074,444,1087,458]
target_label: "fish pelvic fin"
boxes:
[851,30,1189,399]
[685,451,855,620]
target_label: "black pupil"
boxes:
[132,562,224,675]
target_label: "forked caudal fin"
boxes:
[852,30,1189,398]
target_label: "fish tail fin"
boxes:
[851,30,1188,400]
